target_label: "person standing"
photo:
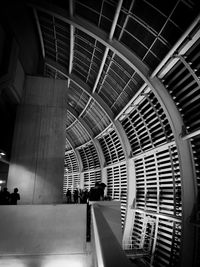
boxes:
[89,182,101,201]
[10,188,20,205]
[99,183,107,200]
[73,189,78,203]
[66,189,72,203]
[0,187,10,205]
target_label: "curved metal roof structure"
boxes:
[0,0,200,266]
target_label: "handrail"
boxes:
[91,202,137,267]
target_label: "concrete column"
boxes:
[8,76,67,204]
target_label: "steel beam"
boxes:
[68,0,74,87]
[151,77,196,267]
[45,58,114,120]
[46,58,132,159]
[152,14,200,78]
[33,8,45,59]
[67,106,105,168]
[92,0,123,94]
[28,2,150,80]
[182,129,200,140]
[65,132,83,172]
[67,106,93,137]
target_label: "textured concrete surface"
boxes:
[0,204,87,255]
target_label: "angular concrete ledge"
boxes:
[0,204,87,255]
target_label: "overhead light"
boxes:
[144,87,151,94]
[119,114,126,121]
[107,127,113,133]
[0,150,6,157]
[125,106,134,114]
[134,95,145,105]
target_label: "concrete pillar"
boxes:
[8,76,67,204]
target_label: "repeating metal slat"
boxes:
[63,173,80,198]
[163,38,200,133]
[64,151,79,173]
[99,128,125,165]
[83,170,101,190]
[78,143,100,171]
[107,163,127,228]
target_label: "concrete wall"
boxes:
[0,204,92,267]
[8,76,67,204]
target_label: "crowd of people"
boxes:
[1,183,109,205]
[0,187,20,205]
[66,188,88,204]
[65,182,109,204]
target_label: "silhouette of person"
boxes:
[99,182,107,200]
[89,182,101,201]
[73,189,78,203]
[10,188,20,205]
[0,187,10,205]
[66,189,72,203]
[81,188,89,203]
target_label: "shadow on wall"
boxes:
[7,158,64,204]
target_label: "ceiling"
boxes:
[0,0,200,155]
[32,0,200,150]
